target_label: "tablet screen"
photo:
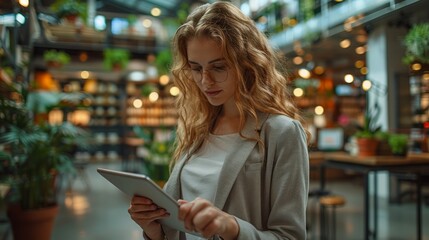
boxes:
[97,168,200,236]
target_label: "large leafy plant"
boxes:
[403,23,429,64]
[0,80,89,210]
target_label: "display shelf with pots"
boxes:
[125,81,178,127]
[58,77,126,163]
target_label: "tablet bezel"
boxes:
[97,167,200,237]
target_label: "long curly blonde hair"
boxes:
[171,2,306,162]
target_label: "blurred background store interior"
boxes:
[1,0,429,239]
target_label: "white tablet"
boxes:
[97,168,200,237]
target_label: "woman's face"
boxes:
[186,37,237,108]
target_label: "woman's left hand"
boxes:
[178,197,239,240]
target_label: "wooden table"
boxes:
[319,152,429,240]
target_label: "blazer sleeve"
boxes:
[235,118,309,240]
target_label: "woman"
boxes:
[128,2,309,240]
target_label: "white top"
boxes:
[181,133,242,240]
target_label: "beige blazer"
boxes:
[162,113,309,240]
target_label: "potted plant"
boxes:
[50,0,87,24]
[43,49,71,68]
[403,23,429,65]
[103,48,130,71]
[354,114,382,157]
[0,80,89,240]
[388,134,409,156]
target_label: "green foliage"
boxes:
[403,23,429,64]
[354,115,382,139]
[0,81,90,210]
[133,126,175,181]
[43,49,71,66]
[103,48,130,71]
[51,0,87,21]
[155,49,172,75]
[388,134,409,155]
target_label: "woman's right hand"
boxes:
[128,195,170,240]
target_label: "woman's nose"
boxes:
[201,70,215,84]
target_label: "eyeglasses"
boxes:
[187,62,229,83]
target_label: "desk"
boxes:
[319,152,429,240]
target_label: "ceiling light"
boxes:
[151,8,161,17]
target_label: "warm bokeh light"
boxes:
[159,75,170,85]
[293,88,304,97]
[80,71,89,79]
[133,99,143,108]
[355,46,366,54]
[142,19,152,28]
[423,73,429,81]
[360,67,368,75]
[314,66,325,75]
[19,0,29,7]
[151,8,161,16]
[298,68,311,79]
[169,86,180,96]
[362,79,372,91]
[340,39,351,48]
[344,74,354,83]
[293,56,303,65]
[355,60,364,68]
[148,92,159,102]
[412,63,422,71]
[314,106,324,115]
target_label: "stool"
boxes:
[319,195,346,240]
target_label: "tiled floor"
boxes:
[1,161,429,240]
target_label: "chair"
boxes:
[319,195,346,240]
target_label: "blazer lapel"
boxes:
[164,155,188,200]
[213,112,269,209]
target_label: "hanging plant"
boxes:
[403,23,429,65]
[51,0,88,23]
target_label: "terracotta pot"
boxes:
[356,138,379,157]
[7,204,59,240]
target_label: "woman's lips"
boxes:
[205,90,222,97]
